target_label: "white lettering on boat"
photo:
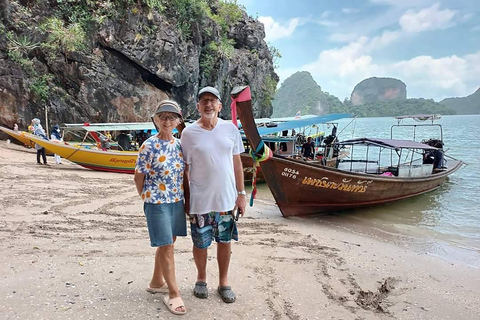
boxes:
[282,167,299,180]
[301,176,369,193]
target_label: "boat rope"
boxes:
[248,140,273,206]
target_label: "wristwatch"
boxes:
[238,190,247,196]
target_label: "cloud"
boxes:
[399,3,457,33]
[472,25,480,32]
[329,33,360,43]
[342,8,359,14]
[286,28,480,101]
[258,16,299,41]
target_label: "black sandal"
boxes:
[194,281,208,299]
[218,286,236,303]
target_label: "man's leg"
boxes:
[193,245,208,282]
[217,242,231,287]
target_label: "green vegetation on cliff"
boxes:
[439,88,480,115]
[273,72,455,118]
[272,71,343,117]
[343,98,455,117]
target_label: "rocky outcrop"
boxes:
[350,77,406,106]
[0,1,278,131]
[440,87,480,115]
[272,71,343,117]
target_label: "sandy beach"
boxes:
[1,140,479,320]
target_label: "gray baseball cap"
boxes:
[198,86,221,100]
[152,99,182,117]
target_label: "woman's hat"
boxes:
[153,100,182,118]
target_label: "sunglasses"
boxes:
[199,98,219,106]
[157,115,179,121]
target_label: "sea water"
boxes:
[253,114,480,267]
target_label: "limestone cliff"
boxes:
[350,77,406,106]
[0,0,278,130]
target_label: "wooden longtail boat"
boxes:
[16,131,138,173]
[0,126,54,153]
[232,86,464,217]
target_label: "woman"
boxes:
[134,100,187,315]
[32,118,48,165]
[50,124,62,164]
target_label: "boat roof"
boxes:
[63,122,156,132]
[395,114,441,121]
[338,137,438,150]
[241,113,351,136]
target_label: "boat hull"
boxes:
[23,133,137,174]
[0,126,53,153]
[261,156,462,216]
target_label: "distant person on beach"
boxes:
[13,123,19,132]
[181,86,246,304]
[50,124,62,164]
[134,99,187,316]
[32,118,48,165]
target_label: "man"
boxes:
[301,136,315,159]
[181,86,246,304]
[117,130,131,151]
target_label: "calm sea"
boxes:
[253,115,480,267]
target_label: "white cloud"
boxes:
[342,8,359,14]
[258,16,299,41]
[283,28,480,101]
[472,25,480,32]
[399,3,457,33]
[329,32,359,43]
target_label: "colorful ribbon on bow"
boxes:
[249,140,273,206]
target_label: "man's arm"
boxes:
[133,171,146,197]
[183,164,190,215]
[233,154,246,216]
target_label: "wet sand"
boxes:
[1,140,479,319]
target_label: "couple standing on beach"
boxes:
[133,86,246,315]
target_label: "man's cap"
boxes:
[198,86,221,100]
[152,99,182,118]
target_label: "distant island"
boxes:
[272,72,478,117]
[439,88,480,115]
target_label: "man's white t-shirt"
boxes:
[181,118,245,214]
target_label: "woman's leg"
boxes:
[37,149,41,163]
[149,236,177,288]
[41,148,47,164]
[158,240,185,313]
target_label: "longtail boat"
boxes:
[0,126,54,153]
[231,86,464,217]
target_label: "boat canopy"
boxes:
[240,113,351,136]
[63,122,155,132]
[395,114,441,122]
[338,137,438,150]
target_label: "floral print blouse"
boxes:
[135,136,185,204]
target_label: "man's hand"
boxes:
[235,193,247,218]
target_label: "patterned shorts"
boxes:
[189,211,238,249]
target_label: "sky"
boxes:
[237,0,480,101]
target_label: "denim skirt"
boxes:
[143,201,187,247]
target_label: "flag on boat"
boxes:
[294,110,301,119]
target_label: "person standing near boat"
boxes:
[134,99,187,316]
[32,118,48,165]
[181,86,246,303]
[50,124,62,164]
